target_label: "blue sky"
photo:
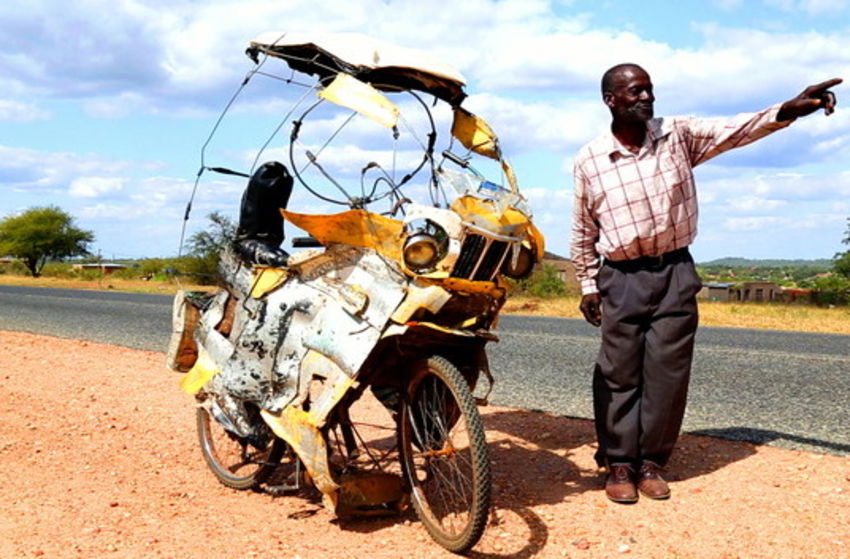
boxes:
[1,0,848,262]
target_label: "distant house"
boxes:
[539,251,579,290]
[698,281,781,302]
[699,282,737,302]
[733,281,780,302]
[72,262,127,275]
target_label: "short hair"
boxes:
[601,63,647,94]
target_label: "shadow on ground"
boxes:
[286,410,789,558]
[689,426,850,456]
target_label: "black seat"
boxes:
[234,161,293,267]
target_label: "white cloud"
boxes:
[712,0,745,9]
[722,216,784,231]
[700,168,850,204]
[1,0,847,124]
[0,145,136,193]
[764,0,848,14]
[463,93,607,155]
[69,176,127,198]
[723,195,788,213]
[0,100,51,122]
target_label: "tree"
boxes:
[183,211,236,280]
[184,211,236,260]
[834,217,850,279]
[0,206,94,277]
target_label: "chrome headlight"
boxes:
[402,219,448,273]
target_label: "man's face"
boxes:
[604,67,655,124]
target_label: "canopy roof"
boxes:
[247,32,467,105]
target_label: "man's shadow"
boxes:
[688,427,850,456]
[484,409,761,486]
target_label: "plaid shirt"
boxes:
[571,104,791,295]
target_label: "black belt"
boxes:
[604,247,690,272]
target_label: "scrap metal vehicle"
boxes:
[168,32,544,553]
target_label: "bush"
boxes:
[809,275,850,306]
[0,259,29,275]
[515,264,570,298]
[38,261,75,278]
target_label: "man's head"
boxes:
[601,63,655,125]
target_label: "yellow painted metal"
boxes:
[250,267,290,299]
[179,350,219,395]
[419,275,506,298]
[336,472,407,517]
[403,320,476,337]
[261,407,340,509]
[390,283,451,323]
[450,108,519,192]
[461,316,478,328]
[526,219,546,261]
[318,73,400,128]
[282,209,404,262]
[500,158,519,193]
[451,107,500,159]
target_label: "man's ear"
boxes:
[603,92,614,108]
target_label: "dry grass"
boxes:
[0,274,212,295]
[502,295,850,335]
[2,275,848,335]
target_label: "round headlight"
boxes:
[404,234,440,270]
[501,244,535,279]
[402,218,449,273]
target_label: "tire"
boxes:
[398,356,491,553]
[196,405,284,490]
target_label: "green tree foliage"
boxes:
[183,211,237,281]
[834,217,850,279]
[516,264,568,298]
[0,206,94,277]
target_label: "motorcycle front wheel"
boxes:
[398,356,491,554]
[196,405,284,490]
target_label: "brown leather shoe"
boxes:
[605,463,638,503]
[637,461,671,499]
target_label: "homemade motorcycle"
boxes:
[168,32,543,554]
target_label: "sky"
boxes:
[1,0,849,263]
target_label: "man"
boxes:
[570,63,840,504]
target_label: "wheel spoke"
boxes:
[197,403,282,490]
[399,357,490,552]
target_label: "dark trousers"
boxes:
[592,251,701,468]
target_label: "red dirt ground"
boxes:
[1,330,848,558]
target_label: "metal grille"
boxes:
[451,233,511,281]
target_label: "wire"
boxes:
[288,100,351,206]
[178,48,275,257]
[297,111,357,175]
[249,84,317,175]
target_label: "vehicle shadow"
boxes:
[315,411,784,557]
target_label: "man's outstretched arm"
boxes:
[777,78,842,121]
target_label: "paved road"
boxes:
[1,284,848,456]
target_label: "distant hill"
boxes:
[698,257,834,268]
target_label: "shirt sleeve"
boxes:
[684,103,793,167]
[570,161,600,295]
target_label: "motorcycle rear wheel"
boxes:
[398,356,491,553]
[196,405,284,490]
